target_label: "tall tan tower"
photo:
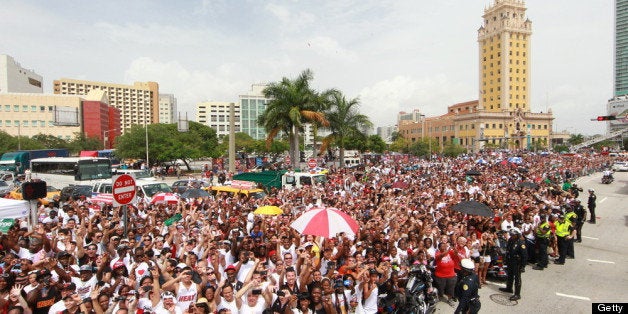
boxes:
[478,0,532,113]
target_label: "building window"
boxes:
[31,106,37,112]
[4,105,9,111]
[23,121,29,127]
[13,105,19,112]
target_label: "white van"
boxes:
[112,169,156,181]
[281,171,327,189]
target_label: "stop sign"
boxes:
[308,158,317,169]
[112,174,136,206]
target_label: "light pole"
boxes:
[103,129,118,149]
[145,109,150,168]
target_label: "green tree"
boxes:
[67,133,102,154]
[366,135,387,153]
[553,144,569,153]
[321,91,372,167]
[31,134,70,149]
[218,132,259,156]
[115,122,219,169]
[0,131,18,154]
[388,137,409,153]
[442,143,467,157]
[390,131,403,142]
[567,134,585,146]
[259,69,329,167]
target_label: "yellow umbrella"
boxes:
[254,205,284,216]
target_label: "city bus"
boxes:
[30,157,112,187]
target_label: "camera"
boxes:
[252,289,262,295]
[276,290,285,297]
[115,296,127,302]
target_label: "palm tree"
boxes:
[258,69,329,168]
[322,91,373,167]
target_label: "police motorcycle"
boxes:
[380,263,438,314]
[601,170,614,184]
[487,230,509,280]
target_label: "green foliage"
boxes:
[553,144,569,153]
[388,137,409,153]
[0,131,19,154]
[592,140,614,151]
[67,132,102,153]
[567,134,585,146]
[442,143,467,157]
[31,134,70,149]
[115,122,219,165]
[366,135,387,153]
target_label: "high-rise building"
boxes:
[196,101,240,138]
[398,0,553,152]
[239,84,270,140]
[53,78,158,133]
[0,55,43,94]
[478,0,531,112]
[0,90,120,143]
[615,0,628,96]
[159,94,177,124]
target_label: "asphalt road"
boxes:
[433,170,628,314]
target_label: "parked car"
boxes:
[171,180,210,194]
[60,185,93,202]
[9,185,61,205]
[611,161,628,172]
[0,180,14,196]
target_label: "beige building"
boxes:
[1,93,83,140]
[53,78,159,132]
[196,101,240,138]
[159,93,177,124]
[399,0,553,152]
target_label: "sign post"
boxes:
[308,158,317,169]
[112,174,136,237]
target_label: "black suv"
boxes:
[60,185,93,202]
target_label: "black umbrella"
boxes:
[451,201,493,217]
[518,181,539,189]
[465,169,482,176]
[180,188,211,199]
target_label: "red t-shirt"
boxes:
[434,250,457,278]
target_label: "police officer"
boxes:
[454,258,481,314]
[587,189,597,224]
[499,228,527,301]
[533,215,551,270]
[569,183,583,198]
[572,200,586,242]
[564,206,577,259]
[554,214,571,265]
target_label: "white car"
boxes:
[612,161,628,172]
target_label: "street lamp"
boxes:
[145,104,150,168]
[103,128,118,149]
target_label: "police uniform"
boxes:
[572,201,586,242]
[565,209,578,258]
[499,229,527,300]
[454,259,481,314]
[554,216,572,265]
[533,219,551,270]
[587,189,597,223]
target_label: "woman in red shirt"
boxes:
[433,241,459,305]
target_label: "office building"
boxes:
[239,84,270,141]
[196,101,240,138]
[53,78,158,133]
[159,94,177,124]
[615,0,628,96]
[0,54,43,94]
[0,90,120,144]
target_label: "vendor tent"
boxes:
[0,198,29,219]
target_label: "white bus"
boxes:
[30,157,112,187]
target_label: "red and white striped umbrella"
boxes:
[88,193,114,205]
[290,207,359,238]
[150,192,179,205]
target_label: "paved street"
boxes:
[433,170,628,313]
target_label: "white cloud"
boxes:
[264,3,316,32]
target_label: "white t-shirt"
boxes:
[239,297,266,314]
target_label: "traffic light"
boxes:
[22,181,47,200]
[597,116,617,121]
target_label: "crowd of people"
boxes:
[0,150,618,314]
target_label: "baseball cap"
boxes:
[113,260,126,270]
[57,251,72,259]
[161,291,175,300]
[225,265,237,272]
[62,282,77,291]
[79,265,94,272]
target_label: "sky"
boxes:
[0,0,614,135]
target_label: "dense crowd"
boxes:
[0,151,616,314]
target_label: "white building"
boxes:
[0,55,43,94]
[159,94,177,124]
[196,101,240,138]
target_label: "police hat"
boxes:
[461,258,475,270]
[509,227,522,235]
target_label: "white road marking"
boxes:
[582,236,598,240]
[587,259,615,264]
[599,197,607,203]
[555,292,590,301]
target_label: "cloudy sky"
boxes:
[1,0,613,135]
